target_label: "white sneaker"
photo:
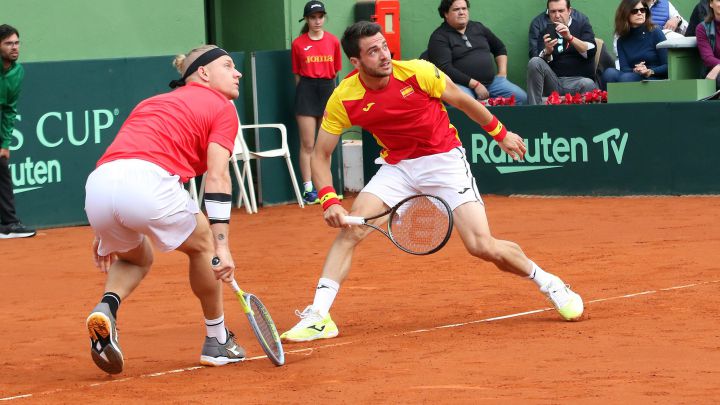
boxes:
[540,277,584,321]
[280,305,339,342]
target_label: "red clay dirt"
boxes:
[1,195,718,403]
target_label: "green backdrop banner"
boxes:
[364,102,720,195]
[251,50,344,205]
[11,52,245,228]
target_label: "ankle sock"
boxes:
[205,315,228,344]
[528,261,555,288]
[303,181,314,193]
[312,277,340,317]
[101,292,121,319]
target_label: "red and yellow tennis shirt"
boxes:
[321,59,461,164]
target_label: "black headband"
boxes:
[169,47,230,89]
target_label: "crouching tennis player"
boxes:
[84,45,246,374]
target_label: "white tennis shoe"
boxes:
[541,277,584,321]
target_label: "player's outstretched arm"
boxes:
[441,76,526,161]
[205,142,235,282]
[311,128,348,227]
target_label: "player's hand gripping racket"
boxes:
[344,194,453,255]
[212,257,285,366]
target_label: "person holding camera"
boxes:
[526,0,599,105]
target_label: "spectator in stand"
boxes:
[428,0,527,104]
[696,0,720,89]
[528,5,589,59]
[686,0,710,37]
[526,0,598,105]
[647,0,688,35]
[603,0,668,85]
[529,5,615,90]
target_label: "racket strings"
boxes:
[248,297,282,356]
[390,196,452,254]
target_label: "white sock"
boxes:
[303,181,314,192]
[528,260,555,288]
[312,277,340,317]
[205,315,228,344]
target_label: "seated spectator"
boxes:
[686,0,710,37]
[528,5,589,58]
[526,0,598,105]
[696,0,720,89]
[603,0,668,85]
[428,0,527,104]
[529,4,616,89]
[647,0,688,35]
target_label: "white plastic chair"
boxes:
[226,122,305,212]
[192,102,304,213]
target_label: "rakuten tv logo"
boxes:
[470,128,629,173]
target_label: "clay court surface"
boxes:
[1,195,719,403]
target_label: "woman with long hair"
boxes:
[291,1,342,204]
[603,0,668,84]
[696,0,720,89]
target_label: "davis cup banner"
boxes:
[10,54,244,228]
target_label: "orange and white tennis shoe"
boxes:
[86,303,124,374]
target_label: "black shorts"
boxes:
[295,77,335,117]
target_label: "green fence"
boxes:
[12,52,245,228]
[364,102,720,195]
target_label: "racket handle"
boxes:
[344,216,365,225]
[212,257,241,293]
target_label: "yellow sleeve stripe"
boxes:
[488,122,504,137]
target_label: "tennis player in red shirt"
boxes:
[281,22,584,342]
[292,0,342,204]
[84,45,245,374]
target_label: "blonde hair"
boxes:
[172,44,219,76]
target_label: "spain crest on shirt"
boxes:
[400,85,414,98]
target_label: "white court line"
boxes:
[2,279,718,402]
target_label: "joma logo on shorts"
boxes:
[470,128,629,173]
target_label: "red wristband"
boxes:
[318,186,341,211]
[481,116,508,142]
[567,35,574,44]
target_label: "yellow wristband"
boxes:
[320,192,338,205]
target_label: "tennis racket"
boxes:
[344,194,453,255]
[212,257,285,366]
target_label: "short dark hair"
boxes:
[438,0,470,19]
[341,21,383,59]
[0,24,19,42]
[547,0,571,10]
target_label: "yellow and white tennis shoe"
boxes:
[281,305,339,342]
[541,277,584,321]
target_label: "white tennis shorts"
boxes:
[85,159,200,256]
[362,147,482,210]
